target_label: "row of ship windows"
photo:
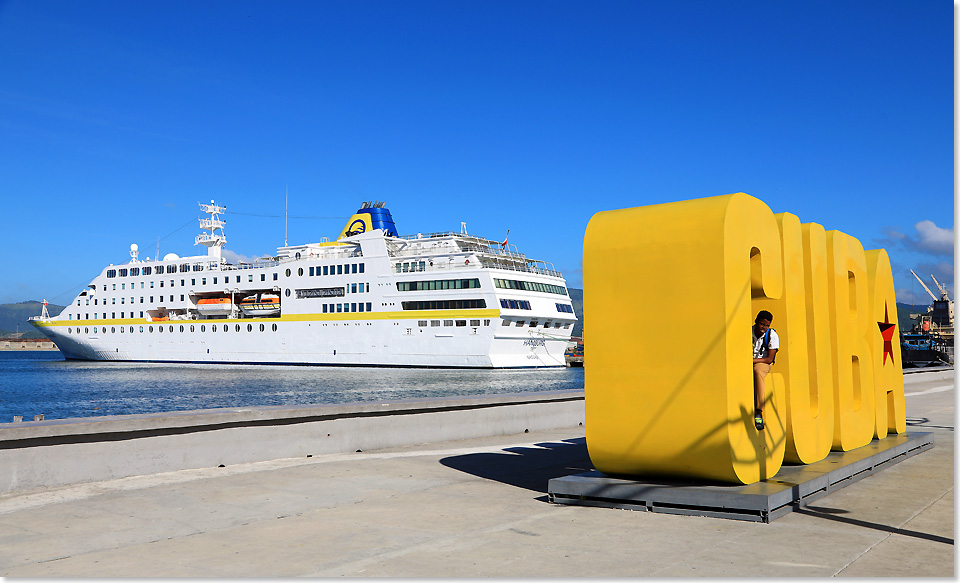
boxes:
[97,273,280,296]
[290,263,365,277]
[502,320,571,329]
[400,299,487,310]
[494,278,567,296]
[322,302,373,313]
[396,278,481,292]
[106,262,368,279]
[72,312,145,320]
[417,319,492,327]
[68,323,281,334]
[499,299,575,313]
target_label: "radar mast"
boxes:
[195,200,227,260]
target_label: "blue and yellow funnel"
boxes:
[336,201,399,240]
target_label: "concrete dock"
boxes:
[0,370,953,577]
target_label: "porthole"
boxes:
[190,325,195,332]
[247,324,253,332]
[201,325,205,332]
[211,324,216,332]
[272,323,277,332]
[169,325,174,333]
[235,324,240,332]
[140,326,144,333]
[180,325,185,333]
[259,323,265,332]
[84,327,89,334]
[68,328,72,334]
[111,327,116,333]
[285,268,291,277]
[149,326,153,332]
[223,325,228,333]
[129,326,134,333]
[158,326,163,333]
[298,267,303,276]
[285,289,291,297]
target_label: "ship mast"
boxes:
[195,200,227,260]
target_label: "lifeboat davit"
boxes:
[238,293,280,317]
[196,297,233,316]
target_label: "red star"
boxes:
[877,303,897,366]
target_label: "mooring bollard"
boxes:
[33,414,44,422]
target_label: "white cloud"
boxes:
[222,249,270,264]
[906,220,954,256]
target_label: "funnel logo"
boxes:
[345,219,367,237]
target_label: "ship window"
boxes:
[564,323,571,329]
[201,278,206,285]
[193,264,203,272]
[529,321,538,327]
[111,327,116,333]
[359,263,364,273]
[351,302,357,312]
[236,276,240,283]
[323,266,328,276]
[107,269,116,278]
[235,324,241,332]
[178,325,183,332]
[419,261,425,271]
[366,302,372,312]
[211,324,216,332]
[309,267,314,276]
[351,283,357,293]
[144,267,152,276]
[139,297,143,303]
[170,280,174,287]
[456,320,466,327]
[298,268,304,277]
[200,325,205,332]
[179,264,189,273]
[119,268,128,277]
[352,263,357,273]
[165,265,175,274]
[191,279,196,286]
[158,326,162,333]
[213,277,217,284]
[272,323,277,332]
[400,299,486,310]
[336,304,342,313]
[224,325,229,333]
[131,268,140,276]
[168,325,173,332]
[285,269,291,277]
[431,320,440,327]
[484,319,491,326]
[470,320,480,326]
[516,321,525,327]
[443,320,453,326]
[285,289,291,297]
[247,274,253,282]
[190,325,195,332]
[259,323,265,332]
[322,304,327,313]
[180,295,185,301]
[247,324,252,332]
[358,303,365,312]
[337,265,343,275]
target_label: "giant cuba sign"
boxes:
[583,193,905,485]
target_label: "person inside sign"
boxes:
[752,310,779,431]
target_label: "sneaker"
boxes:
[754,409,764,430]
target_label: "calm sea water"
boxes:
[0,351,584,422]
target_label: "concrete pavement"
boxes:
[0,370,953,577]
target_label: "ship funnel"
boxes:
[336,202,399,239]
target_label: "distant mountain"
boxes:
[896,302,929,333]
[0,301,65,339]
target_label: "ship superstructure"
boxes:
[30,201,577,368]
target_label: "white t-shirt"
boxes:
[753,327,780,359]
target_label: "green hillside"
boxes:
[0,301,66,339]
[896,302,928,334]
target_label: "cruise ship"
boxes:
[30,201,577,368]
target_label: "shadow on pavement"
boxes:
[439,437,592,494]
[796,506,954,545]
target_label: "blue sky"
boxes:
[0,0,953,307]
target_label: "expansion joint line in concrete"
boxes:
[831,487,955,576]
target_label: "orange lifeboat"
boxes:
[238,293,281,317]
[196,296,233,316]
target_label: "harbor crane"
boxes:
[910,269,940,302]
[930,273,951,301]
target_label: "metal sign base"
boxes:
[548,432,934,523]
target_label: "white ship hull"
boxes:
[31,201,578,369]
